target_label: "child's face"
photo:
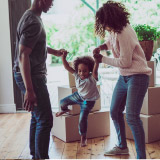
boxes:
[78,64,90,80]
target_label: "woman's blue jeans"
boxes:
[14,72,53,159]
[110,74,149,159]
[60,92,95,136]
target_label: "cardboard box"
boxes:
[52,110,110,142]
[58,85,101,115]
[68,62,76,87]
[61,62,76,87]
[67,72,76,87]
[147,60,156,87]
[124,113,160,143]
[141,85,160,115]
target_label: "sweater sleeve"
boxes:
[105,35,112,50]
[102,28,135,68]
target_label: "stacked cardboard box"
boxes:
[125,60,160,143]
[52,110,110,142]
[51,64,110,142]
[58,85,101,115]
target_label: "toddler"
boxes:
[56,52,100,147]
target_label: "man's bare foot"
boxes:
[55,109,70,117]
[81,136,87,147]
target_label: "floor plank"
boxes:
[62,141,78,159]
[0,113,160,159]
[76,139,92,159]
[49,137,65,159]
[91,137,106,159]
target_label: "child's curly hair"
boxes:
[73,56,95,73]
[95,1,130,38]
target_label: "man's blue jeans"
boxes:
[110,74,149,159]
[14,72,53,159]
[60,92,95,136]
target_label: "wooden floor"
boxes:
[0,113,160,159]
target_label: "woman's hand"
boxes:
[94,54,103,63]
[99,43,108,50]
[93,47,103,63]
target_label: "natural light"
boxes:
[36,0,160,110]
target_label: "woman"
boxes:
[93,1,152,159]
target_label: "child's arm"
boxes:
[61,53,75,74]
[92,59,99,81]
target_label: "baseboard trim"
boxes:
[0,104,16,113]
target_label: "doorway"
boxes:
[9,0,31,110]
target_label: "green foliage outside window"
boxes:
[44,0,160,63]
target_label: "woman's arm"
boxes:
[61,53,75,74]
[101,32,133,68]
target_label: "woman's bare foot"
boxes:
[55,110,70,117]
[81,136,87,147]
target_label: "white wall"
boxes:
[0,0,16,113]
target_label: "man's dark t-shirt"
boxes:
[13,10,47,76]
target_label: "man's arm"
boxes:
[47,47,68,57]
[61,53,75,74]
[19,44,37,112]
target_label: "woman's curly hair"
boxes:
[73,56,95,73]
[95,1,130,38]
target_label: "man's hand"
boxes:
[47,47,69,57]
[58,49,68,57]
[24,90,37,112]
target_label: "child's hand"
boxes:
[94,57,101,64]
[93,47,103,63]
[94,55,103,63]
[93,47,101,59]
[93,47,100,56]
[59,49,68,57]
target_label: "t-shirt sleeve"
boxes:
[72,72,79,80]
[19,21,42,49]
[90,74,98,82]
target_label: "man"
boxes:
[13,0,67,159]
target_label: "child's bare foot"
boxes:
[81,136,87,147]
[55,110,70,117]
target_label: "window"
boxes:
[39,0,160,109]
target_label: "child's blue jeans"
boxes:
[60,92,95,136]
[110,74,149,159]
